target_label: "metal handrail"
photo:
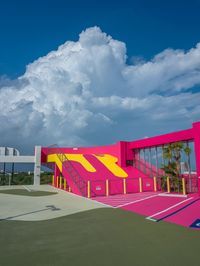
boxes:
[56,151,87,196]
[47,145,96,197]
[133,158,164,178]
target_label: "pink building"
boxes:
[41,121,200,197]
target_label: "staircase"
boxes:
[57,152,89,197]
[45,147,96,197]
[133,158,164,178]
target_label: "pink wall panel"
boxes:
[142,178,154,192]
[126,178,140,193]
[90,180,106,196]
[109,179,123,195]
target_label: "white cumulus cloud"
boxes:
[0,26,200,152]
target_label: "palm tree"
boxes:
[161,142,191,192]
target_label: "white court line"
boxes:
[97,192,155,198]
[99,195,157,202]
[100,198,144,202]
[97,194,157,202]
[23,186,32,192]
[146,197,194,221]
[158,193,187,198]
[100,198,151,203]
[114,194,159,208]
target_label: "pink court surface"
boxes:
[93,192,200,230]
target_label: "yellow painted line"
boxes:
[94,154,128,178]
[47,153,129,179]
[47,154,96,172]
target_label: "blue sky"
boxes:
[0,0,200,152]
[1,0,200,77]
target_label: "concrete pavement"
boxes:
[0,185,109,221]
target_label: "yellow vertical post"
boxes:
[59,176,62,189]
[153,176,157,192]
[106,179,109,196]
[167,176,170,193]
[64,179,66,190]
[87,180,91,198]
[56,176,59,188]
[123,179,127,194]
[182,178,186,195]
[139,177,143,192]
[52,175,54,186]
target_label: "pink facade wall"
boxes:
[193,122,200,179]
[128,128,193,150]
[128,122,200,178]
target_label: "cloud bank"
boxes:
[0,26,200,152]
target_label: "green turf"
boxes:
[0,189,57,197]
[0,208,199,266]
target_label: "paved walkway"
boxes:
[0,185,108,221]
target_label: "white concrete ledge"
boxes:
[0,156,35,163]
